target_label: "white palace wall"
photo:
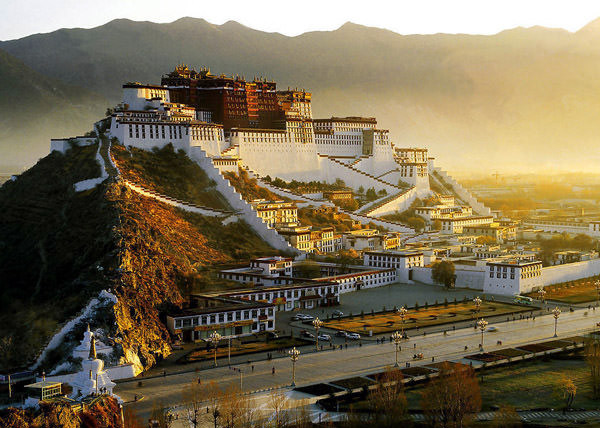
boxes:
[542,259,600,286]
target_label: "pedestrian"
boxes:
[345,343,348,349]
[414,343,416,349]
[252,365,254,372]
[272,367,275,375]
[432,357,435,362]
[197,377,201,385]
[134,394,137,402]
[163,370,166,377]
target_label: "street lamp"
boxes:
[595,280,600,307]
[289,347,300,387]
[312,317,324,350]
[473,296,482,319]
[552,307,561,337]
[209,331,222,367]
[397,306,408,337]
[477,318,488,351]
[538,288,546,304]
[391,331,402,367]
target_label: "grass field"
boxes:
[402,357,597,412]
[323,301,533,334]
[526,276,600,304]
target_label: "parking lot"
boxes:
[276,282,490,342]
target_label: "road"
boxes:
[117,305,600,424]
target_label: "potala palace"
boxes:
[49,65,600,297]
[102,65,486,215]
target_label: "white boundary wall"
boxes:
[542,259,600,286]
[430,164,490,216]
[189,147,299,254]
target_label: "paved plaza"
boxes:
[117,305,600,425]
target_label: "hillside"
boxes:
[0,140,277,371]
[0,47,107,170]
[3,18,600,172]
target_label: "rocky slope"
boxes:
[0,395,124,428]
[0,138,278,373]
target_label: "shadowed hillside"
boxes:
[0,141,278,371]
[3,18,600,172]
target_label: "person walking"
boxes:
[272,367,275,375]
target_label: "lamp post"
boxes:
[391,331,402,367]
[473,296,482,320]
[552,307,561,337]
[477,318,488,351]
[397,306,408,337]
[289,347,300,387]
[209,331,222,367]
[538,288,546,305]
[595,280,600,307]
[312,317,323,351]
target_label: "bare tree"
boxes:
[492,405,521,428]
[149,401,173,428]
[268,390,290,428]
[181,381,204,428]
[586,335,600,399]
[421,362,481,428]
[205,381,223,428]
[367,367,409,427]
[289,398,312,428]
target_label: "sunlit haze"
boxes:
[1,0,600,40]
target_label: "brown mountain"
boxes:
[2,17,600,172]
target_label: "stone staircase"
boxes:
[220,144,239,157]
[358,187,415,216]
[323,155,402,190]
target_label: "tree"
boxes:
[492,405,521,428]
[406,216,426,232]
[559,377,577,411]
[268,390,290,428]
[205,381,223,428]
[295,260,321,278]
[586,335,600,399]
[367,367,410,427]
[123,407,144,428]
[365,187,378,201]
[476,235,496,245]
[421,362,481,428]
[432,219,442,231]
[358,186,365,195]
[432,261,456,289]
[181,381,204,428]
[149,401,173,428]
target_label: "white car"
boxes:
[346,333,361,340]
[318,334,331,342]
[293,313,313,321]
[487,326,499,332]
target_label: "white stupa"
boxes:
[70,337,116,398]
[73,325,112,360]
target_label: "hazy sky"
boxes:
[2,0,600,41]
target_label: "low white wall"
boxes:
[42,363,136,385]
[431,165,490,216]
[542,258,600,286]
[455,267,485,290]
[365,188,417,217]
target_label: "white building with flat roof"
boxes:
[483,259,543,295]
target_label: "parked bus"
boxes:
[514,295,533,305]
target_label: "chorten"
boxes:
[70,337,116,398]
[73,325,111,360]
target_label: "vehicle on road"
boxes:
[293,313,314,321]
[318,334,331,342]
[514,295,533,305]
[332,310,344,317]
[346,332,361,340]
[300,330,315,338]
[335,331,348,338]
[487,326,498,332]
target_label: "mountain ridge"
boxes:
[2,17,600,172]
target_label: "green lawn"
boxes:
[404,357,599,411]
